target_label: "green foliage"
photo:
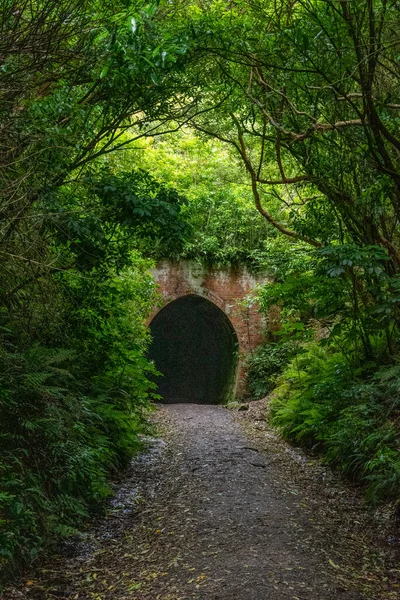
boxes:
[245,342,298,399]
[254,236,400,505]
[129,132,276,267]
[259,243,400,360]
[175,0,400,263]
[0,253,158,582]
[0,345,110,569]
[271,345,400,505]
[47,167,190,272]
[90,168,190,258]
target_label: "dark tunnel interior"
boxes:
[148,295,238,404]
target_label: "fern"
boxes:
[271,343,400,504]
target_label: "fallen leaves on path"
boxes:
[4,401,400,600]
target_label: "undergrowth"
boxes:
[245,341,297,399]
[270,344,400,504]
[0,261,158,584]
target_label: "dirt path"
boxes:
[5,403,400,600]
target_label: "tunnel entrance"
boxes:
[148,295,238,404]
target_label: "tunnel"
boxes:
[148,295,239,404]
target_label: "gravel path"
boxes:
[5,403,399,600]
[146,404,363,600]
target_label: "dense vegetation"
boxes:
[1,0,400,584]
[0,0,190,581]
[251,242,400,505]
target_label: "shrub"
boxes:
[0,260,158,583]
[245,341,298,399]
[270,344,400,504]
[0,342,152,582]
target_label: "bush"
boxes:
[0,259,158,583]
[245,341,298,399]
[270,344,400,504]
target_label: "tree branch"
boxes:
[230,114,322,248]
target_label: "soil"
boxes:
[4,401,400,600]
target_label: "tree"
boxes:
[165,0,400,268]
[0,0,196,577]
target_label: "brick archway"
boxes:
[148,260,273,396]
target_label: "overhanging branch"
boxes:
[230,113,322,249]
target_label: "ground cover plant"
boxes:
[245,341,298,400]
[270,345,400,504]
[256,242,400,505]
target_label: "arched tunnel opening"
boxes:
[148,295,239,404]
